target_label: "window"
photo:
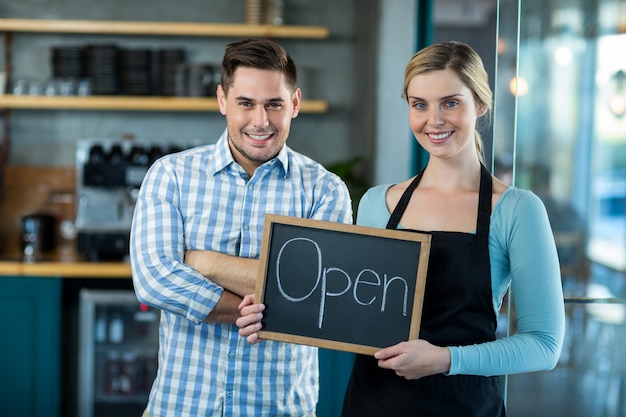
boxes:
[494,0,626,415]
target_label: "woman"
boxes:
[238,41,565,416]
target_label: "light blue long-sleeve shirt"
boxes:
[356,184,565,376]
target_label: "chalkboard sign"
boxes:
[255,214,431,355]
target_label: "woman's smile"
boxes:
[426,130,454,143]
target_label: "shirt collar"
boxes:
[212,129,234,175]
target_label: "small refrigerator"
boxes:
[78,289,159,417]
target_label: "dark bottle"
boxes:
[119,351,139,395]
[141,352,158,392]
[105,350,122,394]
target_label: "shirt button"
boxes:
[243,224,249,231]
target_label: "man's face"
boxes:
[217,66,301,176]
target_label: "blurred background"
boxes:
[0,0,625,416]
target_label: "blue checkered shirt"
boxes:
[130,129,353,416]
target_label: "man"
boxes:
[130,38,353,417]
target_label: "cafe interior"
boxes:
[0,0,625,416]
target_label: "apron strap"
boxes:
[476,164,493,236]
[385,169,424,229]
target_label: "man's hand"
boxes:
[236,294,266,345]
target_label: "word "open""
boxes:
[275,237,410,329]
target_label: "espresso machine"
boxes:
[75,138,193,261]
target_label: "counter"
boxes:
[0,165,132,279]
[0,259,131,278]
[0,250,131,278]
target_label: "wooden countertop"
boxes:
[0,250,131,278]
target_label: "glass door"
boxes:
[494,0,626,415]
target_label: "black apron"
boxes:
[342,164,505,417]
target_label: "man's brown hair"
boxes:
[220,38,298,95]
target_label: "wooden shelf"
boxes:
[0,18,329,39]
[0,19,330,113]
[0,95,328,113]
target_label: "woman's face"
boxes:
[406,69,485,163]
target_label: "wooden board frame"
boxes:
[255,214,431,355]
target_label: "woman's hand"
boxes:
[236,294,266,345]
[374,339,451,380]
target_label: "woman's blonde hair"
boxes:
[403,41,492,163]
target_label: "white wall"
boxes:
[373,0,416,186]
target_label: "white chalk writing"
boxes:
[275,237,409,329]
